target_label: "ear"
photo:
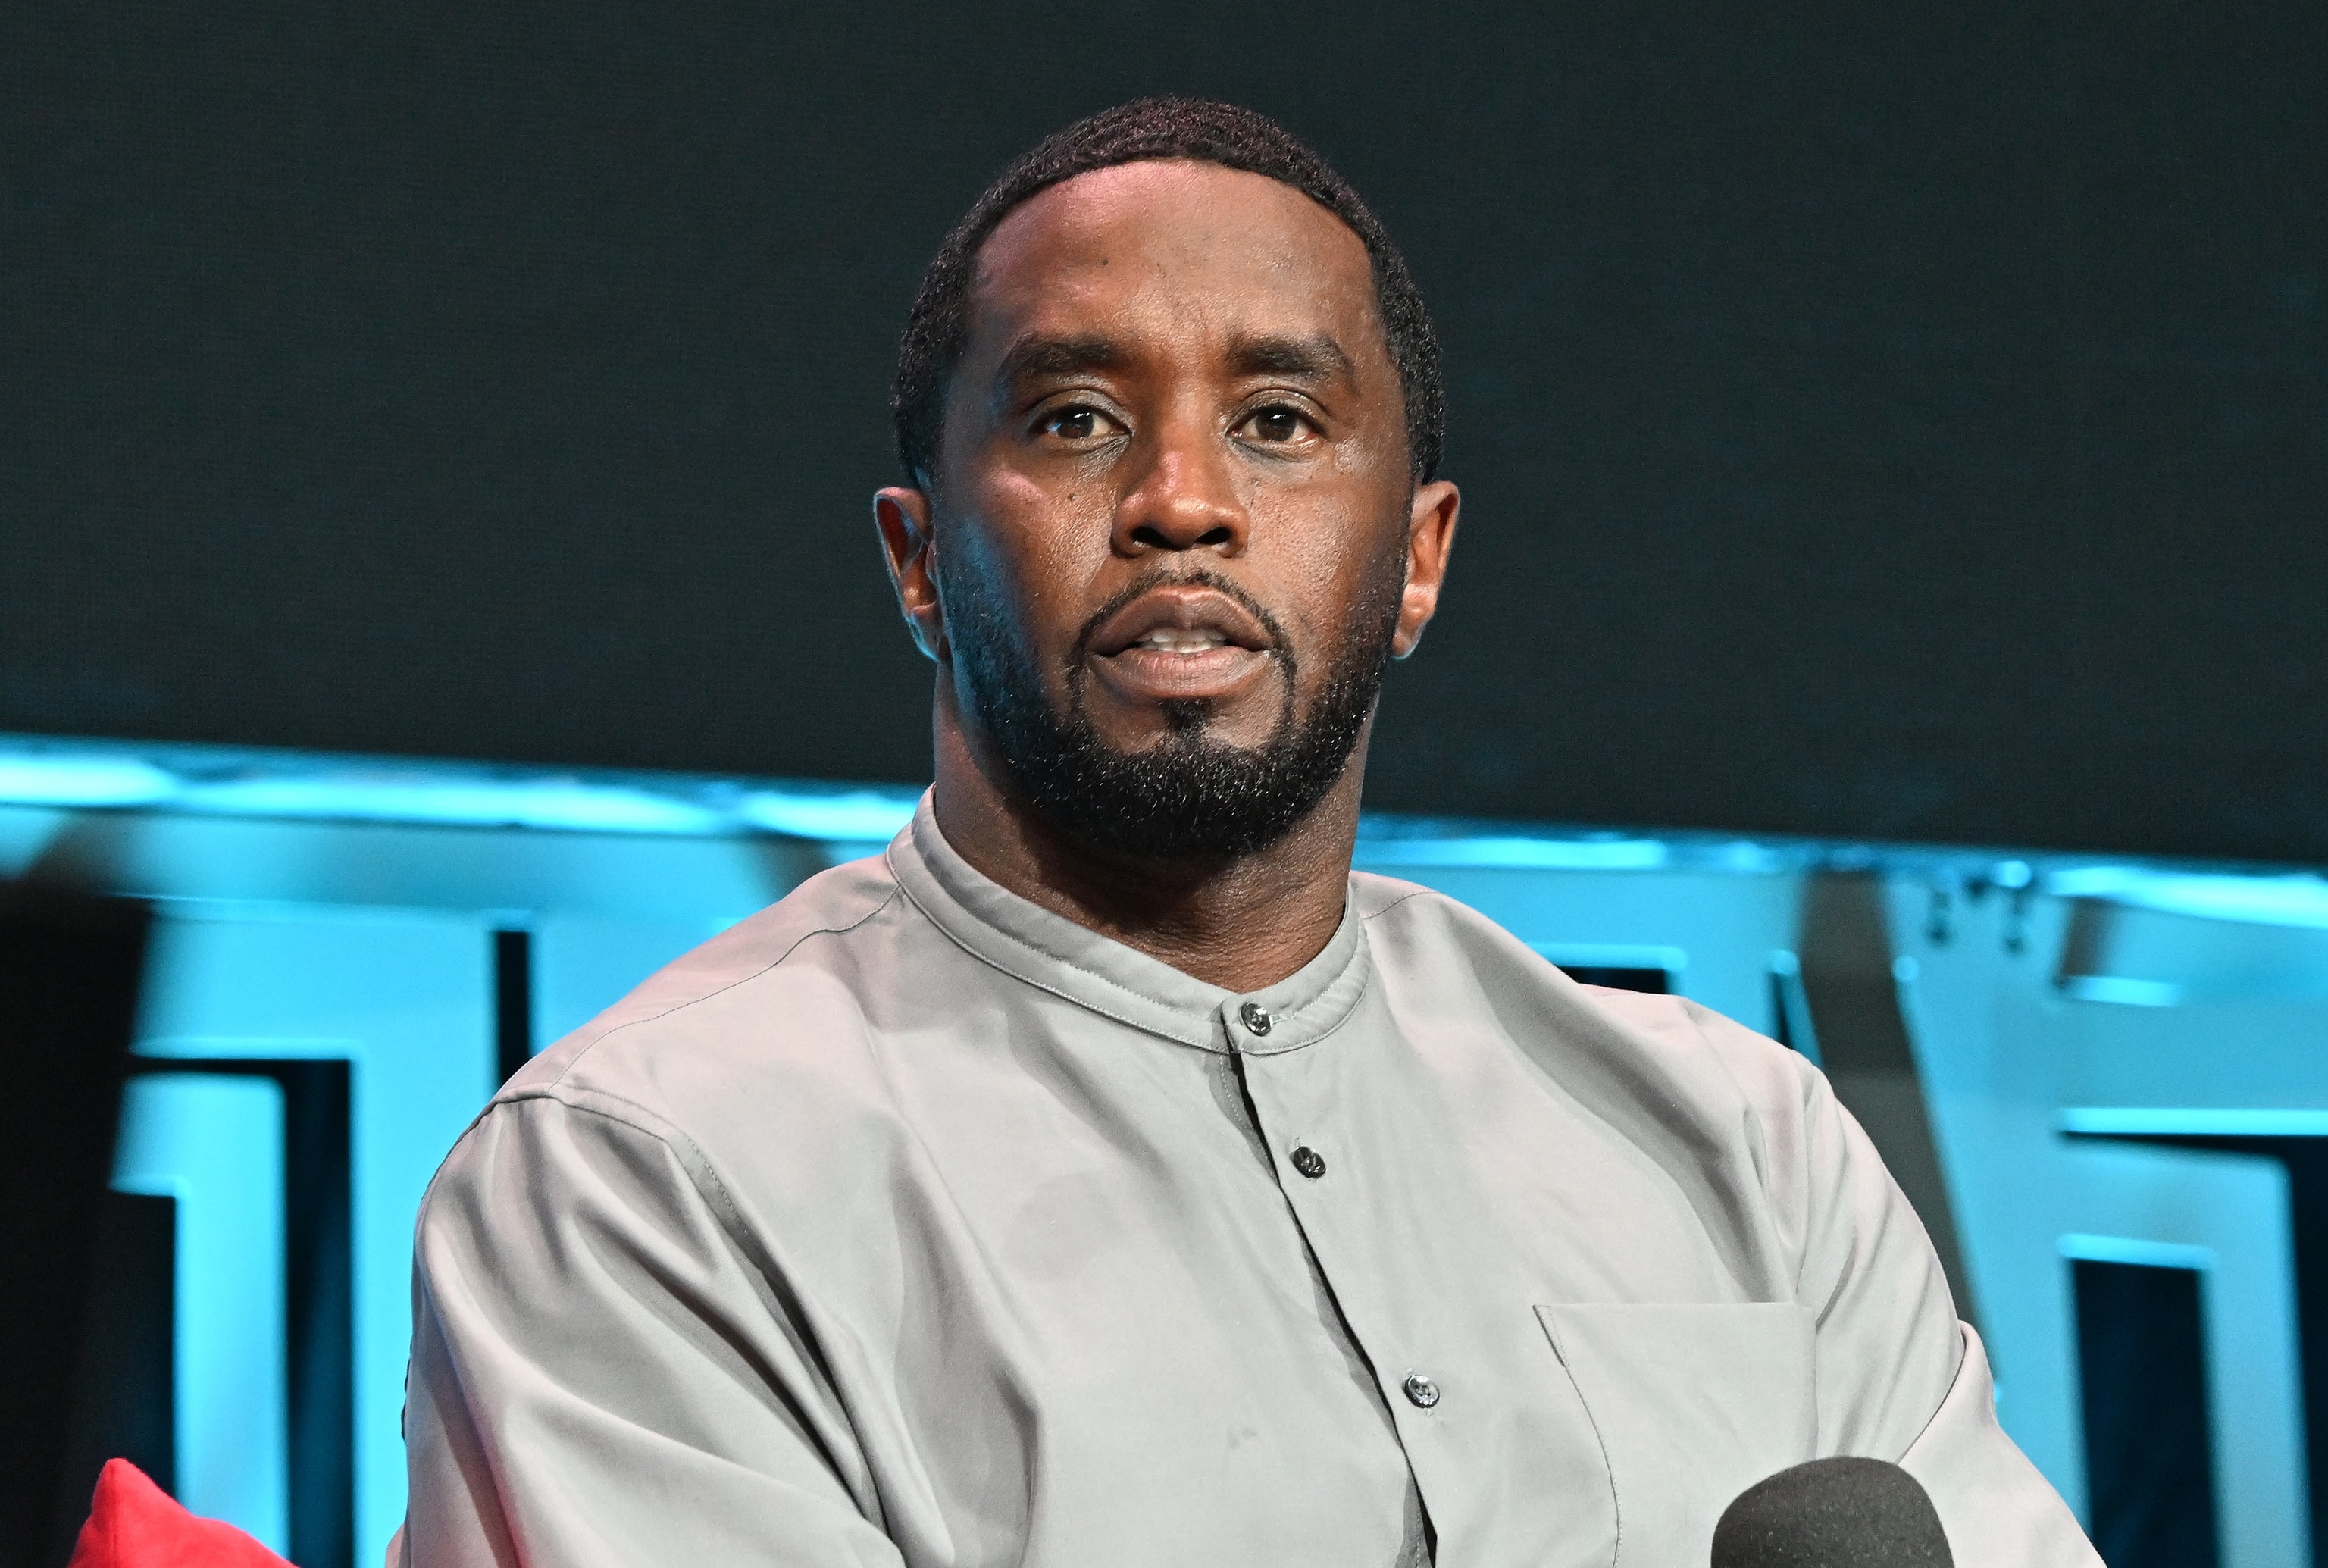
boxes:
[1391,480,1460,659]
[874,487,947,663]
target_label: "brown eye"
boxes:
[1044,408,1102,440]
[1248,407,1303,443]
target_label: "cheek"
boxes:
[1253,496,1404,643]
[957,471,1115,648]
[977,468,1112,561]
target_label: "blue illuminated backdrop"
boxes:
[11,732,2328,1568]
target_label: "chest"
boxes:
[778,1012,1812,1568]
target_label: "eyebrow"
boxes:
[1226,331,1356,383]
[986,328,1359,405]
[993,334,1126,392]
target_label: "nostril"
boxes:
[1123,512,1243,553]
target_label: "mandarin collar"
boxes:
[885,793,1372,1055]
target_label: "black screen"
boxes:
[6,1,2322,859]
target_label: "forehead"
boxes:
[968,161,1382,354]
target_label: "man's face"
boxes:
[880,160,1457,861]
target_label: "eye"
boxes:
[1037,404,1119,443]
[1240,405,1312,444]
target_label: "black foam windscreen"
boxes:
[1711,1457,1954,1567]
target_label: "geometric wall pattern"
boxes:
[11,739,2328,1566]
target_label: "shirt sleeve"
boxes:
[399,1088,904,1567]
[1698,1002,2103,1568]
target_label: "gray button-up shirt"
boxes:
[401,797,2098,1566]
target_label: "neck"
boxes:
[926,677,1364,994]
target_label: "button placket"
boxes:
[1238,1017,1450,1515]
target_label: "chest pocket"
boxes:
[1536,1303,1817,1567]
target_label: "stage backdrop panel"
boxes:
[5,0,2323,859]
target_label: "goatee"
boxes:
[947,559,1403,864]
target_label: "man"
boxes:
[401,99,2098,1565]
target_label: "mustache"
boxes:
[1069,568,1294,668]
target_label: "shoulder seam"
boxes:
[1356,885,1435,923]
[545,883,904,1091]
[496,1084,761,1243]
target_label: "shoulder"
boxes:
[1350,869,1821,1127]
[489,848,930,1135]
[425,849,959,1247]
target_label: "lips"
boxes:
[1086,584,1274,659]
[1083,583,1278,706]
[1125,624,1235,653]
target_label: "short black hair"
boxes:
[891,97,1445,489]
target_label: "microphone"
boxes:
[1710,1457,1954,1566]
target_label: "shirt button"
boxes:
[1291,1145,1326,1179]
[1402,1373,1441,1410]
[1238,1001,1273,1037]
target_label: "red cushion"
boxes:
[68,1460,294,1568]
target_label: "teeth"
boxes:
[1132,628,1229,652]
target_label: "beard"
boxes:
[945,554,1405,865]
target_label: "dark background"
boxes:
[5,1,2323,860]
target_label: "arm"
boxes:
[1696,1003,2102,1567]
[400,1090,904,1567]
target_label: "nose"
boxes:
[1111,414,1248,559]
